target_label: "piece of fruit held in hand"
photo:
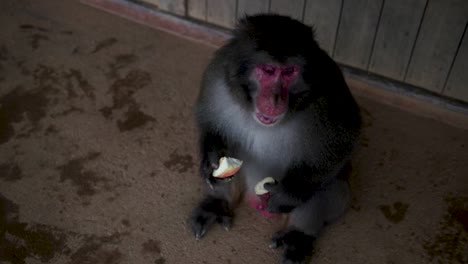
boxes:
[212,157,243,178]
[255,177,276,195]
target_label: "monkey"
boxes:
[189,14,361,264]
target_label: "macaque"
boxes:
[189,14,361,264]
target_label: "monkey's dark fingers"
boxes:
[270,229,315,264]
[215,177,234,185]
[190,196,233,240]
[218,214,233,231]
[191,213,215,240]
[201,161,217,178]
[269,229,287,249]
[282,252,307,264]
[207,151,220,170]
[201,150,223,177]
[205,175,234,189]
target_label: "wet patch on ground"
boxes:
[100,69,156,132]
[0,195,67,264]
[142,239,161,255]
[92,38,118,54]
[70,233,126,264]
[154,257,166,264]
[101,69,151,113]
[0,162,23,182]
[0,56,101,144]
[163,150,195,173]
[142,239,166,264]
[20,24,50,50]
[63,69,96,100]
[423,196,468,263]
[106,54,138,79]
[378,201,409,224]
[56,152,109,196]
[0,85,51,144]
[117,104,156,132]
[1,194,132,264]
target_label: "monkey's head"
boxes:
[223,14,321,127]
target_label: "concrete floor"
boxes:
[0,1,467,263]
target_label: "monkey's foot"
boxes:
[190,196,233,240]
[270,229,315,264]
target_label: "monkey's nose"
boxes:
[271,93,280,107]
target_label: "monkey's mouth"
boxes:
[255,111,282,125]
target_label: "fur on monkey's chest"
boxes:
[228,119,309,170]
[230,126,303,189]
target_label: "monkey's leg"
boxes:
[271,179,350,264]
[190,177,243,240]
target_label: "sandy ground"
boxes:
[0,1,467,263]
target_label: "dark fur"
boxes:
[190,14,361,264]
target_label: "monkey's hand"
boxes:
[263,181,303,214]
[190,196,233,240]
[270,229,316,264]
[201,151,233,188]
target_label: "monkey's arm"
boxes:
[198,129,230,186]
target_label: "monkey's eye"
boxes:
[261,65,276,76]
[282,66,297,77]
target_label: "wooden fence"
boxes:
[138,0,468,103]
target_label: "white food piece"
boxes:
[212,157,243,178]
[254,177,276,195]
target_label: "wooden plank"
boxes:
[141,0,185,15]
[369,0,426,81]
[206,0,237,28]
[270,0,305,21]
[188,0,207,21]
[237,0,269,18]
[406,0,468,93]
[333,0,383,69]
[444,28,468,102]
[303,0,342,55]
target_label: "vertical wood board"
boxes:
[270,0,305,21]
[406,0,468,92]
[188,0,207,21]
[206,0,237,28]
[369,0,426,81]
[333,0,384,69]
[303,0,342,55]
[444,26,468,101]
[237,0,269,18]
